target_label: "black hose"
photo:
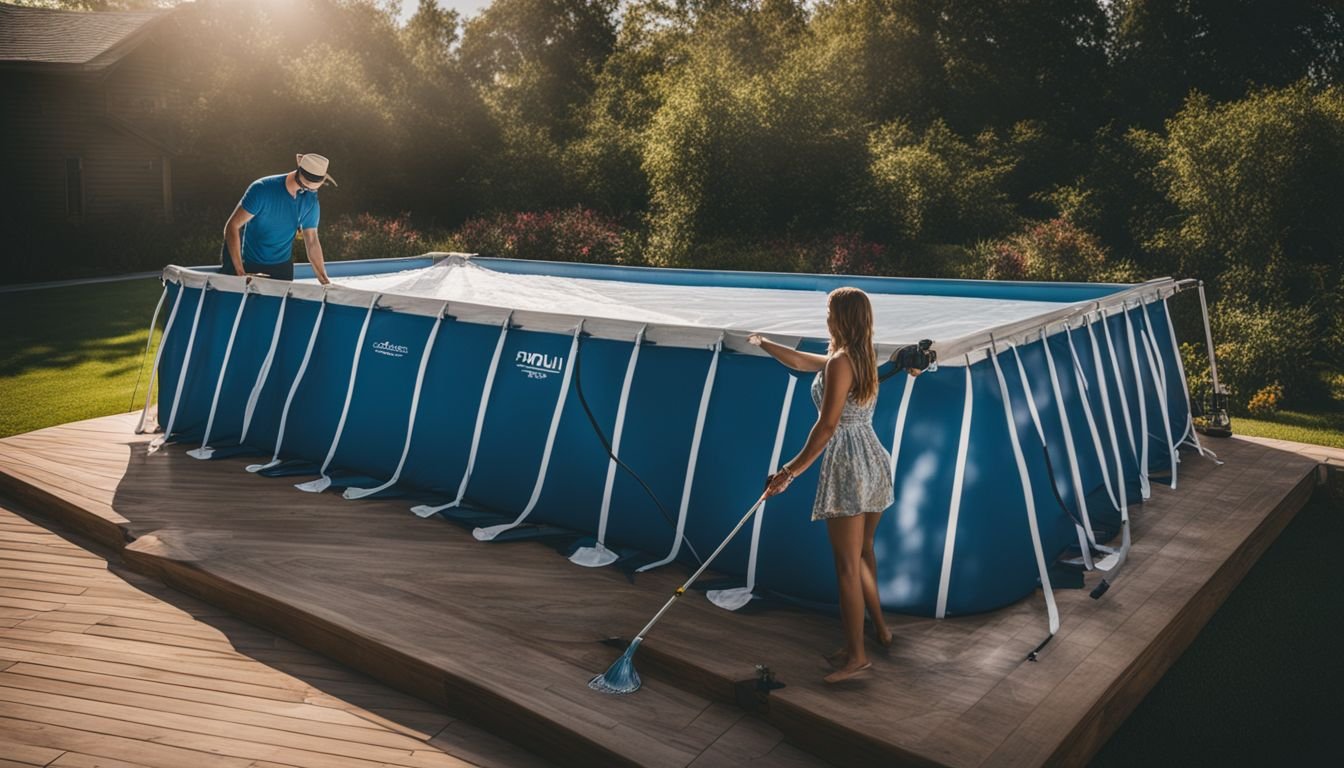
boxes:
[572,331,704,566]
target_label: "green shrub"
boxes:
[865,120,1016,244]
[1183,301,1319,413]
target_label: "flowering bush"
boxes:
[825,233,884,276]
[449,208,630,264]
[678,234,891,276]
[977,218,1113,282]
[1247,382,1284,417]
[325,213,427,262]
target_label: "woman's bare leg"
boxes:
[862,511,892,646]
[825,515,870,682]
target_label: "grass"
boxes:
[0,278,164,439]
[1233,410,1344,450]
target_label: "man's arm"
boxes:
[223,205,254,275]
[302,228,330,285]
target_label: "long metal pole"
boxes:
[1196,282,1221,394]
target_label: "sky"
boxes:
[396,0,493,24]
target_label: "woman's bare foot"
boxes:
[874,626,894,649]
[823,660,872,684]
[824,648,850,668]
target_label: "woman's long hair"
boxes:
[827,287,879,406]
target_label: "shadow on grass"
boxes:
[0,279,163,379]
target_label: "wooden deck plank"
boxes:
[0,413,1317,767]
[0,494,559,768]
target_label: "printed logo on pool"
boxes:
[515,350,564,380]
[372,340,410,359]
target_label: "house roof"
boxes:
[0,3,168,71]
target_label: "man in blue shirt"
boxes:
[221,153,336,284]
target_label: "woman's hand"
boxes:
[764,467,794,498]
[748,334,765,347]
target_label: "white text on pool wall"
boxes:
[515,350,565,380]
[372,341,410,359]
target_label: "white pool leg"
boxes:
[297,295,379,493]
[1009,344,1093,568]
[935,359,974,619]
[1121,304,1151,499]
[134,283,169,434]
[708,373,797,611]
[410,312,512,518]
[990,348,1059,640]
[474,323,586,540]
[571,326,646,568]
[240,289,291,445]
[637,334,724,573]
[189,288,250,460]
[1065,323,1119,511]
[150,278,210,454]
[345,305,448,500]
[247,292,328,473]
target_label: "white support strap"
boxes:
[637,334,725,573]
[1100,308,1147,497]
[1010,346,1046,443]
[150,279,210,454]
[1162,296,1195,448]
[411,312,513,518]
[135,285,174,435]
[297,295,380,493]
[1083,312,1130,566]
[1040,329,1102,550]
[1011,344,1093,570]
[571,326,646,568]
[888,369,918,484]
[474,322,585,540]
[935,359,975,619]
[345,305,449,500]
[989,349,1059,636]
[240,289,292,444]
[1065,324,1120,511]
[708,373,797,611]
[1099,308,1137,456]
[247,292,329,473]
[1121,305,1152,499]
[188,288,251,460]
[1138,310,1178,489]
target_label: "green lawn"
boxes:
[1233,410,1344,449]
[0,278,163,439]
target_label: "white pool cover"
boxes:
[331,258,1082,347]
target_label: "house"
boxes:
[0,3,182,227]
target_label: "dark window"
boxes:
[65,158,83,217]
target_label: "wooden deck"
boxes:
[0,498,548,767]
[0,414,1320,767]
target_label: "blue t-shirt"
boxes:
[238,174,321,265]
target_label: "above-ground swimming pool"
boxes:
[142,254,1210,639]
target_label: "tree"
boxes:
[1109,0,1344,128]
[459,0,619,141]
